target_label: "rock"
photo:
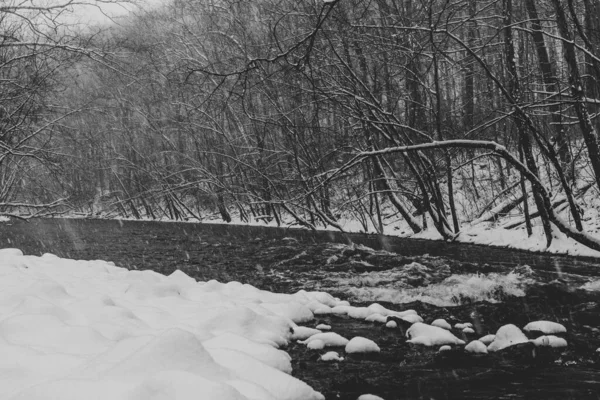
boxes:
[523,321,567,335]
[493,341,537,364]
[454,322,473,330]
[366,313,388,324]
[345,337,380,354]
[465,340,488,354]
[530,335,567,348]
[357,395,385,400]
[478,334,495,345]
[291,326,322,340]
[487,324,529,352]
[431,319,452,330]
[385,320,397,329]
[307,339,325,350]
[320,351,344,361]
[406,323,465,346]
[398,313,423,324]
[386,316,413,333]
[302,332,349,347]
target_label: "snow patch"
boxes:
[320,351,344,362]
[345,337,380,354]
[406,323,465,346]
[465,340,488,354]
[531,335,567,348]
[523,321,566,334]
[487,324,529,352]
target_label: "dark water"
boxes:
[2,218,600,399]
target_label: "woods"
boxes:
[3,0,600,250]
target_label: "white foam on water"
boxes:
[330,272,531,306]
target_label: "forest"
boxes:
[2,0,600,251]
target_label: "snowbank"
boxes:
[0,248,328,400]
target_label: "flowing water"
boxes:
[2,218,600,399]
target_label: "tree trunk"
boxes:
[524,0,571,167]
[552,0,600,192]
[505,0,552,246]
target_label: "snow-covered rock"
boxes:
[316,324,331,331]
[331,305,353,315]
[439,345,452,352]
[313,306,333,315]
[367,303,389,315]
[320,351,344,362]
[347,307,374,319]
[397,313,423,324]
[454,322,473,330]
[301,332,349,348]
[406,323,465,346]
[531,335,567,348]
[463,327,475,334]
[345,337,380,354]
[357,395,385,400]
[478,334,495,345]
[523,321,567,335]
[385,320,397,329]
[365,313,387,323]
[465,340,488,354]
[431,319,452,330]
[487,324,529,352]
[307,340,326,350]
[291,326,321,340]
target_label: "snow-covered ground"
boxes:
[0,248,332,400]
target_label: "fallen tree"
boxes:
[321,139,600,252]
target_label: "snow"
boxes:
[291,326,322,340]
[487,324,529,352]
[523,321,567,334]
[439,345,451,352]
[406,323,465,346]
[431,319,451,330]
[455,322,473,330]
[307,340,325,350]
[357,395,385,400]
[397,313,424,324]
[320,351,344,361]
[464,340,488,354]
[385,320,397,328]
[478,334,496,345]
[463,327,475,334]
[300,332,350,348]
[345,337,381,354]
[326,302,422,325]
[531,335,568,348]
[0,249,327,400]
[365,313,387,323]
[316,324,331,330]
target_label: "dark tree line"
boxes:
[6,0,600,250]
